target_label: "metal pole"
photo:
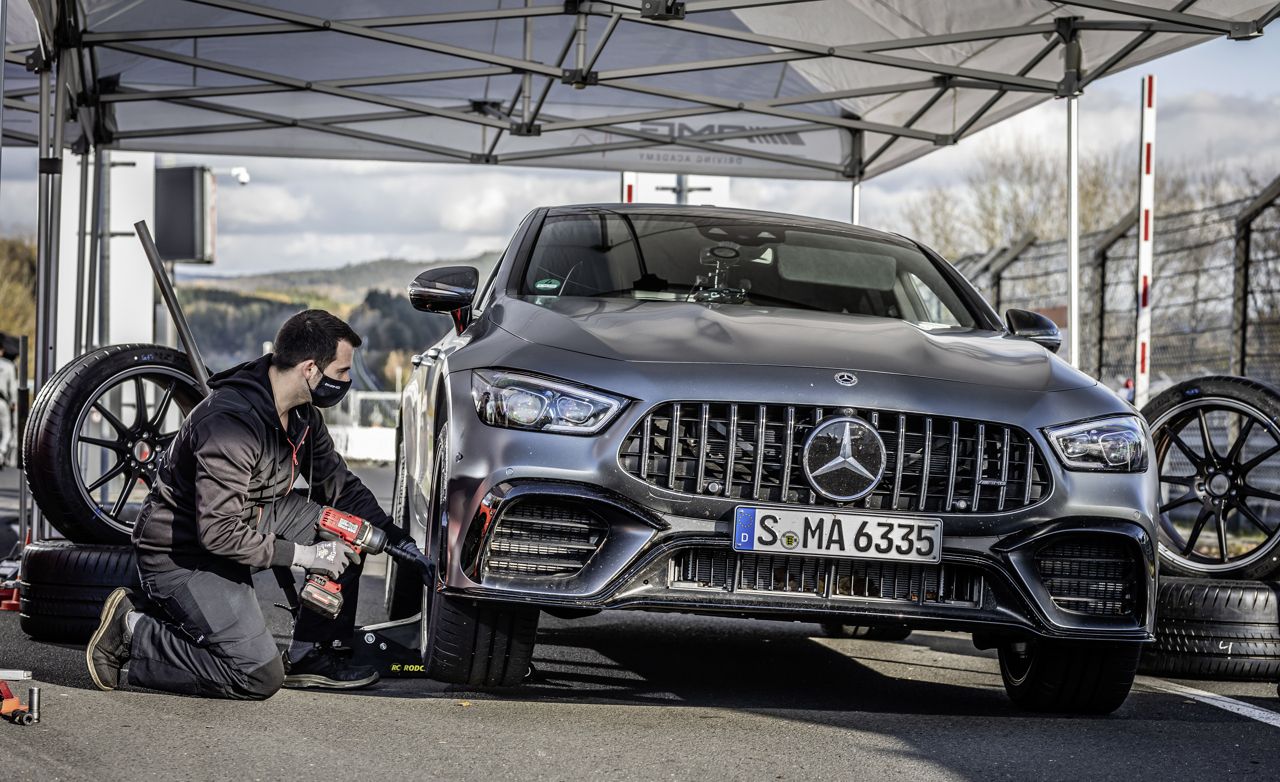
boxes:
[521,2,532,125]
[99,150,112,345]
[33,66,49,392]
[84,149,103,350]
[133,221,211,395]
[0,0,8,188]
[851,182,861,225]
[73,151,89,357]
[674,173,686,205]
[15,335,29,547]
[1133,75,1157,407]
[43,51,67,382]
[1066,94,1080,367]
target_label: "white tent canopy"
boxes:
[5,0,1279,180]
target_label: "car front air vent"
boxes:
[1035,536,1138,617]
[484,498,608,578]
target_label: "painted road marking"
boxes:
[1141,677,1280,729]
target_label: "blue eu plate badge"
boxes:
[734,507,756,551]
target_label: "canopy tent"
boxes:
[5,1,1280,180]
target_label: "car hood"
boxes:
[490,297,1095,392]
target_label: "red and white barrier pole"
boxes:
[1133,75,1156,408]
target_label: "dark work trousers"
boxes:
[126,507,364,700]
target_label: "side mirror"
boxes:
[1005,308,1062,353]
[409,266,479,334]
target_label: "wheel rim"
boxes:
[71,366,200,536]
[1002,641,1035,685]
[385,435,407,612]
[1151,397,1280,573]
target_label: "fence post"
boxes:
[1232,173,1280,376]
[987,233,1037,318]
[1091,208,1139,380]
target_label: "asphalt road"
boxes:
[2,465,1279,781]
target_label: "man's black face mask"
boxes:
[309,368,351,409]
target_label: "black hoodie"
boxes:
[132,355,400,573]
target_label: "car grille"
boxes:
[670,547,984,606]
[484,499,608,577]
[619,402,1051,513]
[1034,537,1137,617]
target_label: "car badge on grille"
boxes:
[801,416,886,502]
[834,372,858,387]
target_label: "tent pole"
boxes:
[851,182,861,224]
[0,0,7,188]
[1066,93,1080,367]
[73,150,89,358]
[34,65,50,392]
[85,148,104,350]
[42,49,67,384]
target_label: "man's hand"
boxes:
[386,537,433,583]
[292,540,360,579]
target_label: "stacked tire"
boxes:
[1139,376,1280,682]
[17,345,203,643]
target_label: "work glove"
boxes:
[292,540,360,579]
[386,537,433,584]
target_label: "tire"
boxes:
[819,622,912,641]
[1139,576,1280,681]
[23,344,205,545]
[1143,375,1280,580]
[419,420,539,687]
[998,640,1141,714]
[384,429,420,621]
[18,540,139,643]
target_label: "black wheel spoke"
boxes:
[1226,417,1256,464]
[86,460,127,493]
[1160,474,1196,487]
[1215,506,1231,562]
[111,471,141,518]
[1242,443,1280,474]
[1243,485,1280,503]
[1169,432,1204,467]
[133,377,148,427]
[1235,501,1274,537]
[92,401,130,435]
[1160,490,1200,514]
[150,381,176,429]
[1197,410,1220,462]
[1182,506,1213,556]
[78,435,126,453]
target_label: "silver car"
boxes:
[389,204,1157,714]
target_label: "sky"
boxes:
[1,32,1278,275]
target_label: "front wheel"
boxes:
[418,421,539,687]
[998,640,1141,714]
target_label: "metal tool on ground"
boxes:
[0,670,38,725]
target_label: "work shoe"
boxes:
[86,587,134,691]
[282,648,379,690]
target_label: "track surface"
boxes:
[2,465,1279,781]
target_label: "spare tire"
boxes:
[1143,375,1280,581]
[24,344,204,545]
[19,540,139,643]
[1140,575,1280,681]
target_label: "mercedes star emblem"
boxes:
[801,416,886,502]
[834,372,858,387]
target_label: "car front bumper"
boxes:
[411,362,1158,644]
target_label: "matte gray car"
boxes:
[389,204,1158,713]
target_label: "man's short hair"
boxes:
[271,309,362,370]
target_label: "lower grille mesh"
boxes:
[1035,537,1137,617]
[671,547,983,606]
[484,499,608,577]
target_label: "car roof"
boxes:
[543,203,917,248]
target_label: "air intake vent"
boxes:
[620,402,1051,514]
[1035,537,1137,617]
[671,547,984,606]
[484,499,607,577]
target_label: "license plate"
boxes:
[732,507,942,564]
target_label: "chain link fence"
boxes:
[956,174,1280,396]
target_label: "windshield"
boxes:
[519,212,975,328]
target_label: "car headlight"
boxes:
[1044,415,1148,472]
[471,369,626,435]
